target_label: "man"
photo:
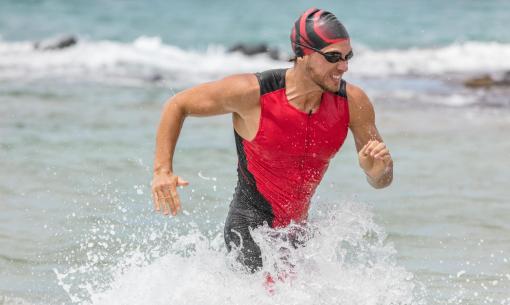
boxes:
[151,8,393,272]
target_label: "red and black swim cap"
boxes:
[290,8,350,57]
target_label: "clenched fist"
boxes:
[358,140,392,181]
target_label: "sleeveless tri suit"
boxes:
[224,69,350,271]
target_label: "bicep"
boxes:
[350,119,383,152]
[347,86,384,152]
[168,74,258,117]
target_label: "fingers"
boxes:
[152,191,160,212]
[152,187,172,215]
[373,147,389,159]
[155,190,167,215]
[170,187,181,215]
[177,177,189,186]
[380,154,393,166]
[361,140,390,160]
[367,141,383,157]
[359,141,371,157]
[151,175,188,216]
[169,176,187,214]
[161,187,174,215]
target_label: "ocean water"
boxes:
[1,1,509,305]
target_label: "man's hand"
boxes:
[151,173,189,216]
[358,140,392,183]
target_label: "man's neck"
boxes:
[285,66,324,113]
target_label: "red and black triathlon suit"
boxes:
[224,68,350,272]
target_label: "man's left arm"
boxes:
[347,84,393,189]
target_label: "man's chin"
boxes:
[323,83,340,93]
[322,78,342,93]
[315,77,340,93]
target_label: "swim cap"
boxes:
[290,8,350,57]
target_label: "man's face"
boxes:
[305,40,352,93]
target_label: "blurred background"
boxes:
[1,1,509,304]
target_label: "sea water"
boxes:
[1,1,509,304]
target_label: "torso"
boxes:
[233,69,359,141]
[231,68,350,227]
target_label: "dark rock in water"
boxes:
[147,73,163,82]
[229,43,268,55]
[267,48,281,61]
[464,72,510,88]
[228,43,282,60]
[34,35,77,50]
[503,71,510,83]
[464,75,494,88]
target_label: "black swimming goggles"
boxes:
[293,41,354,63]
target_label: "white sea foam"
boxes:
[57,201,424,305]
[1,36,510,86]
[370,90,481,107]
[0,36,282,87]
[352,41,510,76]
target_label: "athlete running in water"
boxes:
[151,8,393,272]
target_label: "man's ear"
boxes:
[295,47,304,57]
[296,55,306,64]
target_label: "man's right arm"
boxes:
[152,74,260,216]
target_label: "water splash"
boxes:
[56,200,424,305]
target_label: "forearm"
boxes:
[366,160,393,189]
[153,98,186,175]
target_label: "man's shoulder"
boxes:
[255,69,287,95]
[345,82,375,125]
[346,83,369,103]
[214,73,260,113]
[221,73,260,94]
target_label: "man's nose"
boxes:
[337,60,348,72]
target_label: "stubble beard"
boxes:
[317,75,339,93]
[307,66,336,92]
[306,62,338,93]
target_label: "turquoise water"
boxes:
[1,1,510,305]
[1,0,510,49]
